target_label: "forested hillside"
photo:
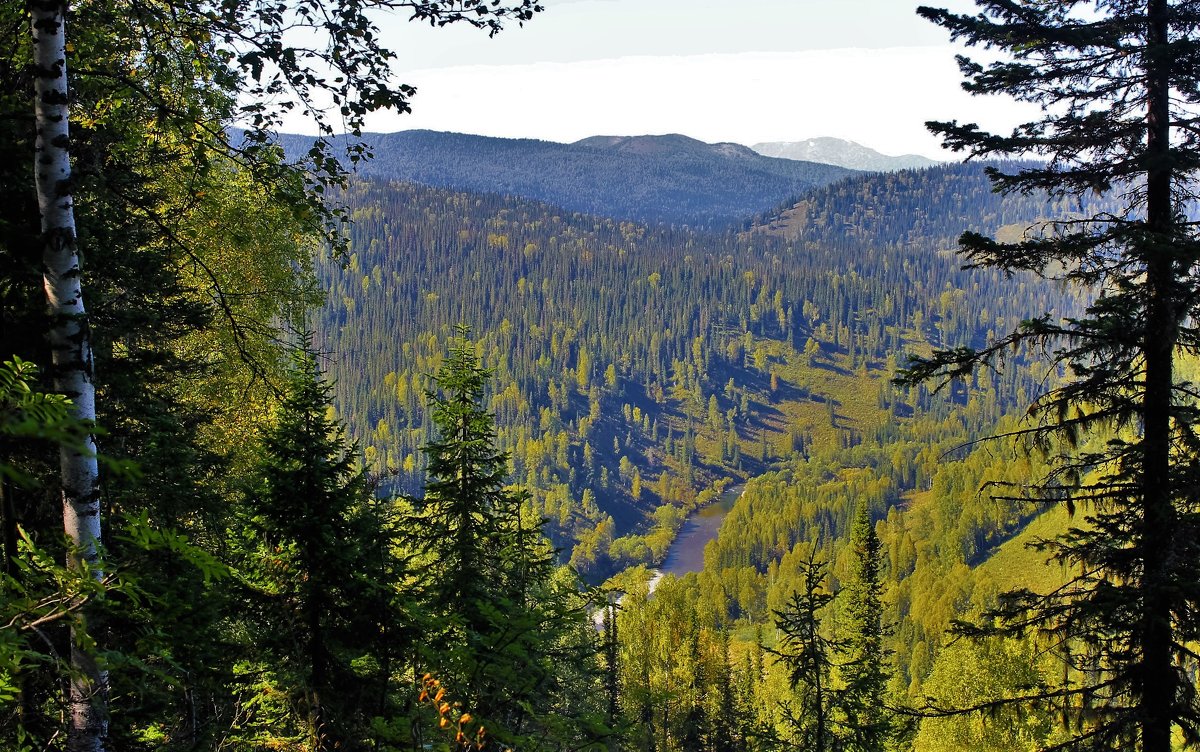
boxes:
[276,129,856,227]
[7,0,1197,747]
[302,158,1135,748]
[314,162,1103,580]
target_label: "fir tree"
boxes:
[905,2,1200,748]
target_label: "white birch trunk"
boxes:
[30,1,107,749]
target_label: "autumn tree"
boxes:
[905,1,1200,748]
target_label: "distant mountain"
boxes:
[275,130,857,227]
[751,137,938,172]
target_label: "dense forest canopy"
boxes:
[4,0,1200,750]
[314,162,1103,567]
[275,130,858,227]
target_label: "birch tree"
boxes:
[15,0,543,747]
[28,1,106,749]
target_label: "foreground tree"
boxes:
[406,327,603,749]
[770,551,838,752]
[906,2,1200,748]
[836,504,892,752]
[28,1,106,747]
[11,1,542,748]
[241,341,406,750]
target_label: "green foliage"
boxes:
[836,504,893,752]
[236,342,406,750]
[2,0,548,746]
[406,326,513,620]
[407,330,606,750]
[769,551,838,752]
[914,637,1062,752]
[905,2,1200,748]
[0,357,82,485]
[315,163,1089,583]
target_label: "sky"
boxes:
[322,0,1033,158]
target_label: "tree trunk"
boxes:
[29,1,106,750]
[1140,2,1175,751]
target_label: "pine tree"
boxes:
[905,2,1200,748]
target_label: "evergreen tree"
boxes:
[408,327,601,749]
[408,327,508,629]
[770,550,838,752]
[241,341,406,751]
[836,503,892,752]
[905,2,1200,748]
[712,628,737,752]
[7,0,543,747]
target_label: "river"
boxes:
[647,482,743,593]
[593,483,744,629]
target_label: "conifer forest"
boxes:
[5,1,1200,750]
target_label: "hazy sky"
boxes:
[326,0,1030,157]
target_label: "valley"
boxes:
[3,0,1193,749]
[305,132,1114,744]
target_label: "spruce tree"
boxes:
[243,341,405,750]
[770,551,838,752]
[837,503,892,752]
[408,327,598,749]
[407,327,511,633]
[905,2,1200,748]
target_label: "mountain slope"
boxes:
[313,162,1092,580]
[752,137,938,171]
[276,129,857,227]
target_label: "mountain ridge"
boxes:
[752,136,938,171]
[274,129,857,227]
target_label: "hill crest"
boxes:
[752,136,938,172]
[275,128,857,227]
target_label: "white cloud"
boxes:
[354,47,1034,158]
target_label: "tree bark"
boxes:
[29,0,106,749]
[1140,2,1176,751]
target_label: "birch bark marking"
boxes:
[29,0,107,749]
